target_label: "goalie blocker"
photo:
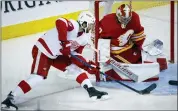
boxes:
[97,39,168,82]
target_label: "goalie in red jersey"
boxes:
[99,4,145,64]
[98,4,167,82]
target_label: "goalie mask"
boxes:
[116,4,132,29]
[78,11,95,33]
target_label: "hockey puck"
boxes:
[168,80,178,86]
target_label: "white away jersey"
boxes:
[35,18,91,59]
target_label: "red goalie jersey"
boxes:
[99,4,146,64]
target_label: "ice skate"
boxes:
[84,85,110,101]
[1,91,18,110]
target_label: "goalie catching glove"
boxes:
[71,55,100,74]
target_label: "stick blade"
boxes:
[169,80,178,86]
[139,83,157,94]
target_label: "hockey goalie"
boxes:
[97,4,168,83]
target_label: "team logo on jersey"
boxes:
[117,29,134,46]
[69,40,80,51]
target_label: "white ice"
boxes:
[1,4,177,110]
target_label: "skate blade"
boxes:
[90,96,98,101]
[100,95,110,100]
[1,104,17,110]
[90,95,110,101]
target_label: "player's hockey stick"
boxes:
[70,53,157,95]
[169,80,178,86]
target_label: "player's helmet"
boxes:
[116,4,132,28]
[78,11,95,33]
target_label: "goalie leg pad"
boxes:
[97,39,111,62]
[108,62,160,83]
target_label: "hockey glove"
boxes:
[87,66,100,74]
[60,41,71,56]
[86,61,100,74]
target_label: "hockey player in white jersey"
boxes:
[1,11,109,110]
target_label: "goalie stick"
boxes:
[108,57,138,82]
[169,80,178,86]
[70,53,157,95]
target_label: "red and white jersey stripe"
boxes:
[35,18,91,59]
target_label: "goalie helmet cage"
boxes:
[92,1,176,82]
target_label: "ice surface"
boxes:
[1,4,177,110]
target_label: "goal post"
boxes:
[170,1,175,63]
